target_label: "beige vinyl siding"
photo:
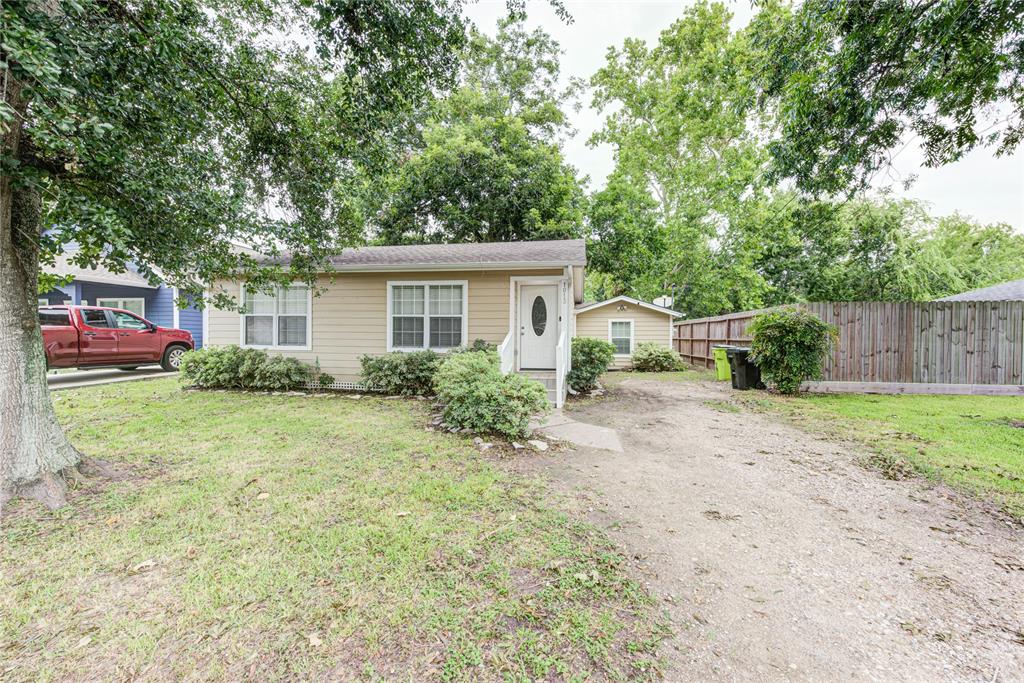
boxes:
[206,269,562,381]
[574,302,674,369]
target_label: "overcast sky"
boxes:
[464,0,1024,231]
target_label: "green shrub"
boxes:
[179,345,313,390]
[631,342,681,372]
[567,337,616,392]
[449,338,497,354]
[248,355,313,390]
[316,372,335,386]
[749,309,838,395]
[360,350,441,396]
[433,350,549,439]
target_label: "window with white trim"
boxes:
[242,284,310,348]
[389,282,465,350]
[96,297,145,317]
[609,320,633,355]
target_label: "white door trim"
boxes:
[512,278,563,371]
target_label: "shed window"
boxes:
[609,320,633,355]
[389,282,466,351]
[242,285,310,349]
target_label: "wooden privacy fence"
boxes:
[674,301,1024,386]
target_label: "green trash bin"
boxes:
[712,346,732,381]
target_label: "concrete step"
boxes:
[518,371,559,405]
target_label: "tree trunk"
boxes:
[0,62,82,518]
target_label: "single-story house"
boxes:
[935,277,1024,302]
[40,252,205,348]
[204,239,680,406]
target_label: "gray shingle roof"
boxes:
[269,239,586,269]
[936,278,1024,302]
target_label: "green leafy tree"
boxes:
[585,174,664,297]
[740,195,1024,304]
[460,16,583,142]
[372,101,586,244]
[915,215,1024,297]
[588,1,773,317]
[752,0,1024,194]
[369,17,585,244]
[0,0,539,514]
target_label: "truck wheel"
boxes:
[161,345,188,372]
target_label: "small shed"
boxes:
[574,296,680,368]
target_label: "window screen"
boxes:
[242,285,308,347]
[390,283,465,350]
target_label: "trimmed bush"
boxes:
[567,337,615,392]
[360,350,441,396]
[749,309,838,395]
[179,345,312,390]
[631,342,681,372]
[433,350,549,439]
[448,338,497,354]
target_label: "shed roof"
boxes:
[266,239,587,270]
[575,295,681,317]
[935,278,1024,302]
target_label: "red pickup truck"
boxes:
[39,305,194,372]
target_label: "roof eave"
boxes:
[574,295,681,317]
[52,274,159,289]
[313,260,585,272]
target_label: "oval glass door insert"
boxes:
[531,296,547,336]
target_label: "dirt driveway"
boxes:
[527,378,1024,681]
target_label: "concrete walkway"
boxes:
[47,367,171,391]
[531,410,623,452]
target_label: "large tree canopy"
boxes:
[752,0,1024,195]
[584,1,1024,318]
[367,17,586,245]
[587,1,770,316]
[0,0,547,514]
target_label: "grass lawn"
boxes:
[2,379,666,682]
[739,390,1024,518]
[601,367,716,387]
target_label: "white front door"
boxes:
[519,284,558,369]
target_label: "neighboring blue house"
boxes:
[40,252,205,348]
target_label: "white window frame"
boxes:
[239,284,312,351]
[96,297,146,317]
[387,280,469,352]
[608,318,635,357]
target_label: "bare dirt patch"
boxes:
[515,378,1024,681]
